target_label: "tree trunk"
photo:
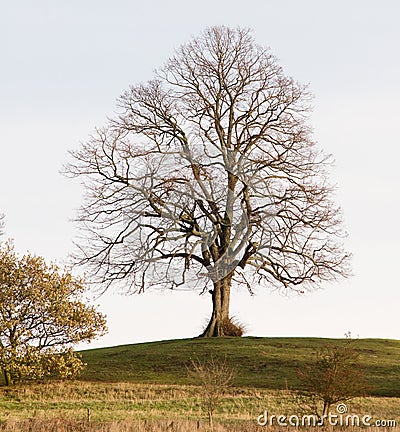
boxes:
[322,401,330,417]
[200,276,231,337]
[3,368,12,386]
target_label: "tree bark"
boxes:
[322,401,330,417]
[3,368,12,386]
[200,275,232,337]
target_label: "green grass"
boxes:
[80,337,400,397]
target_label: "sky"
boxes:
[1,0,399,348]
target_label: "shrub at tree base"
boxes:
[0,240,107,385]
[221,317,246,337]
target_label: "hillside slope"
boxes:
[80,337,400,397]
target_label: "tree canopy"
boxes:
[66,26,350,336]
[0,240,107,385]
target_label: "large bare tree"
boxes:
[66,26,350,337]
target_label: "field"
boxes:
[79,337,400,396]
[0,337,399,431]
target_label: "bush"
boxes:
[296,341,369,417]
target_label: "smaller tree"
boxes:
[188,355,235,430]
[0,240,107,385]
[297,341,368,417]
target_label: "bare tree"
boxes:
[188,355,235,430]
[0,213,4,237]
[66,26,350,337]
[296,341,368,417]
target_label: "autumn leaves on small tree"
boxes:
[0,240,107,385]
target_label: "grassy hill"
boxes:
[80,336,400,397]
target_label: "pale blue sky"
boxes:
[1,1,399,347]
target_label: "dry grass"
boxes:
[221,317,246,337]
[0,381,398,430]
